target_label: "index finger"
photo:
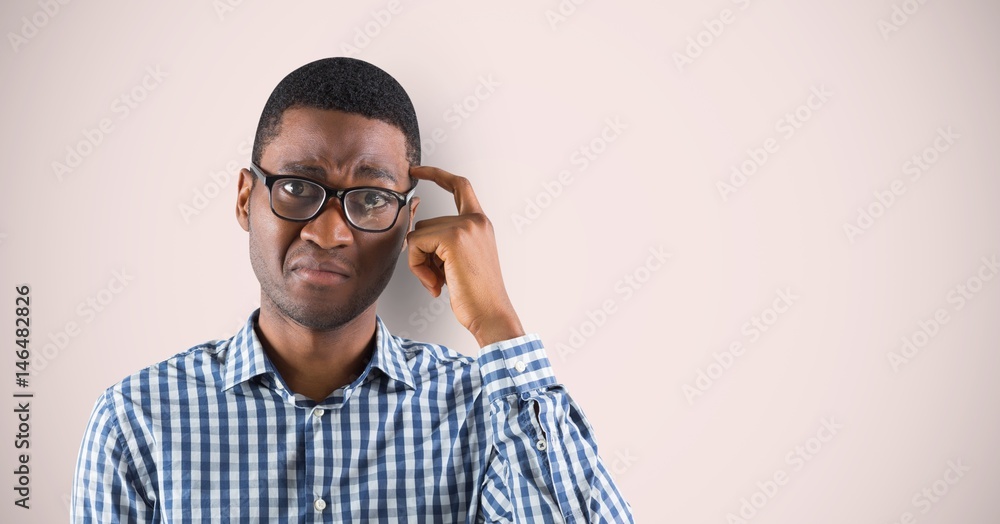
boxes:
[409,165,484,215]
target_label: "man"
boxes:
[73,57,633,523]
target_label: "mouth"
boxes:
[291,267,349,286]
[288,256,352,287]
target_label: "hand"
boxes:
[406,166,525,349]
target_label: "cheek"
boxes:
[359,228,407,264]
[249,197,297,267]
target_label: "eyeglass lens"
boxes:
[270,178,401,231]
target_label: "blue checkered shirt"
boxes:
[72,310,633,522]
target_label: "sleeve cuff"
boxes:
[477,333,558,403]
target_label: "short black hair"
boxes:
[252,57,420,167]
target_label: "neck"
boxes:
[255,300,377,402]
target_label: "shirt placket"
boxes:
[303,402,335,522]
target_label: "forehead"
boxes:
[262,107,408,176]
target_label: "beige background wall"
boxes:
[2,1,999,522]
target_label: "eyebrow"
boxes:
[354,164,398,184]
[279,163,327,179]
[278,162,398,184]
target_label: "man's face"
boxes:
[236,107,418,331]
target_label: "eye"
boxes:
[346,189,397,224]
[362,191,390,209]
[277,180,320,199]
[279,180,305,196]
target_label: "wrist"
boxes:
[471,311,525,348]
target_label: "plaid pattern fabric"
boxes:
[72,309,634,523]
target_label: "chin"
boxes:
[270,291,371,331]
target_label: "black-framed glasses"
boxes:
[248,162,417,233]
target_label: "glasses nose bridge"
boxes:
[311,187,351,223]
[298,190,357,245]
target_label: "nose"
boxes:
[299,199,354,249]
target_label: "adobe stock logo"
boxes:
[51,65,169,183]
[213,0,248,22]
[511,117,626,233]
[716,85,833,202]
[842,126,959,244]
[726,417,842,523]
[32,268,135,374]
[605,448,639,478]
[672,0,753,72]
[421,75,501,160]
[555,246,670,361]
[178,135,254,224]
[339,0,406,56]
[7,0,72,53]
[886,254,997,372]
[683,288,798,404]
[545,0,588,31]
[889,459,970,523]
[878,0,933,41]
[392,286,452,341]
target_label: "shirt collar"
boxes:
[222,309,415,392]
[367,314,417,390]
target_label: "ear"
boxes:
[400,196,420,253]
[236,168,254,232]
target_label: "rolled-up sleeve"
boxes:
[476,334,634,523]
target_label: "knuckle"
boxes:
[468,212,490,228]
[452,224,475,244]
[452,223,471,239]
[454,213,491,239]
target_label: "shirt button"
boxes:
[514,360,527,373]
[536,439,547,451]
[313,408,325,418]
[314,498,327,511]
